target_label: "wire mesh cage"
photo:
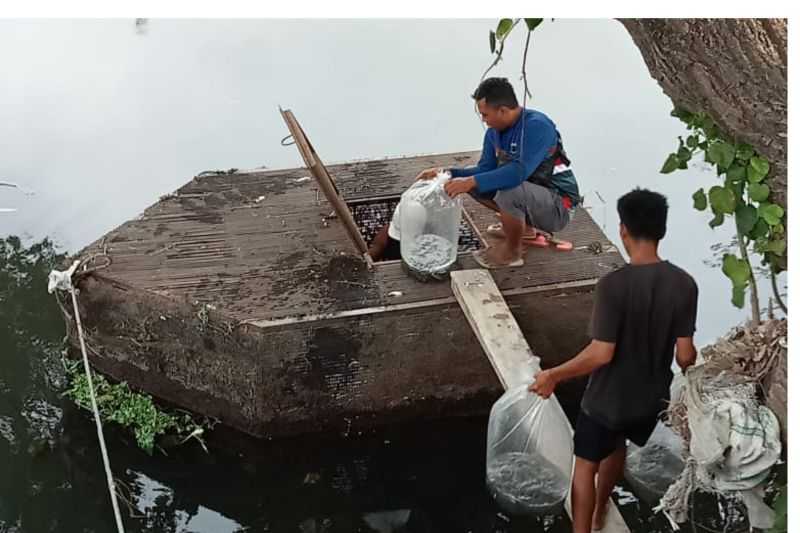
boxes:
[348,197,482,255]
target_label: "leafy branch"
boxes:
[483,18,545,87]
[478,19,545,126]
[662,109,787,323]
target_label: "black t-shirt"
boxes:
[580,260,698,429]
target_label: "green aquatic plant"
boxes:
[63,358,209,455]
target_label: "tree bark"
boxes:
[619,19,787,210]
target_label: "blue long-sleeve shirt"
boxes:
[450,109,559,194]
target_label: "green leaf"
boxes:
[748,156,770,183]
[686,135,699,149]
[489,30,496,53]
[700,115,718,137]
[766,238,787,256]
[709,212,725,228]
[709,186,736,214]
[735,205,758,235]
[769,253,787,274]
[727,178,745,200]
[731,285,747,309]
[708,141,736,170]
[677,146,693,162]
[735,143,755,162]
[524,18,543,31]
[773,223,784,235]
[692,188,707,211]
[748,182,770,202]
[731,285,746,309]
[749,218,769,240]
[698,140,708,150]
[671,107,694,124]
[726,164,746,182]
[758,202,784,226]
[722,253,751,286]
[660,153,680,174]
[496,18,514,40]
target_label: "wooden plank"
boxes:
[280,108,368,254]
[451,269,630,533]
[450,269,539,389]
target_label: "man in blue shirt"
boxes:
[416,77,581,268]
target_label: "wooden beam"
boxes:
[279,108,368,255]
[451,269,630,533]
[244,278,598,329]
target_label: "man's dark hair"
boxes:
[617,188,669,241]
[472,77,519,108]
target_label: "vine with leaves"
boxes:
[660,108,787,323]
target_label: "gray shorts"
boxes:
[471,182,572,234]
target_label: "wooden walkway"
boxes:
[81,151,624,326]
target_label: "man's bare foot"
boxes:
[592,500,609,531]
[486,244,522,264]
[473,244,524,269]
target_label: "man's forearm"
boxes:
[450,166,480,178]
[676,346,697,370]
[550,342,613,383]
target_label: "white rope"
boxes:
[49,266,125,532]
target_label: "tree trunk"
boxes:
[619,19,787,210]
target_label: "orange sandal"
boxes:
[486,223,573,251]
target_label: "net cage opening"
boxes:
[347,196,482,263]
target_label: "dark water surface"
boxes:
[0,237,754,532]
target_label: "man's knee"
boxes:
[493,186,519,205]
[493,186,525,215]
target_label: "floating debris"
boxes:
[303,472,321,485]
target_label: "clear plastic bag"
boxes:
[624,421,686,504]
[398,171,462,281]
[486,385,574,515]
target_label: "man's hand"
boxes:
[444,177,476,197]
[529,369,558,399]
[415,167,441,181]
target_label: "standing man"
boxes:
[416,77,581,268]
[529,188,699,533]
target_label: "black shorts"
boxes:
[573,410,658,463]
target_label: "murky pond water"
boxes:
[1,19,783,532]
